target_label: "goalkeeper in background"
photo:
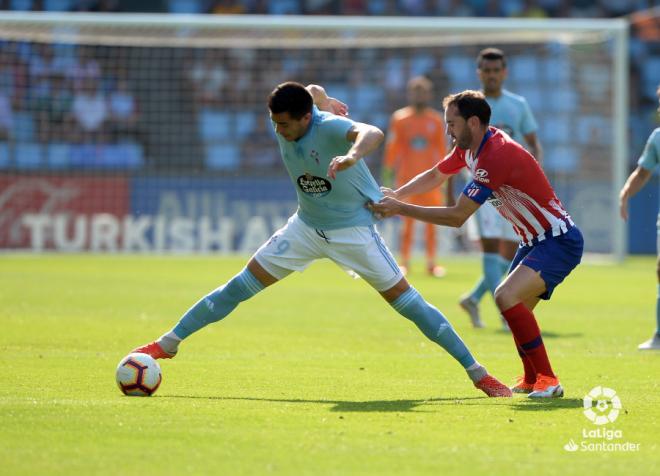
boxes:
[459,47,544,330]
[382,76,449,278]
[619,83,660,351]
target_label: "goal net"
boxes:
[0,13,628,258]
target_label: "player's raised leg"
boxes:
[133,258,279,359]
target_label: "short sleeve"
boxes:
[437,147,466,175]
[519,98,538,136]
[320,108,356,142]
[638,129,660,171]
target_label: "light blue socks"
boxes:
[467,253,511,304]
[391,287,476,369]
[171,267,265,340]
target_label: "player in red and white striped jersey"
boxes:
[441,126,573,246]
[369,90,583,398]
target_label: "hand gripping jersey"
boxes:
[437,127,574,246]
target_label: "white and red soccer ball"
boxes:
[116,353,162,396]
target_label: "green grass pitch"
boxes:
[1,254,658,475]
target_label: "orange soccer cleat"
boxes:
[510,376,535,394]
[475,374,513,397]
[527,374,563,398]
[132,341,176,360]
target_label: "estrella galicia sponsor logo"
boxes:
[297,174,332,197]
[474,169,490,183]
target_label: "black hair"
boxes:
[442,90,491,126]
[477,47,507,68]
[267,81,313,119]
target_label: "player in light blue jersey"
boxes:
[619,84,660,351]
[132,82,511,397]
[459,48,544,330]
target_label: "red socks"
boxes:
[502,302,555,378]
[513,335,538,384]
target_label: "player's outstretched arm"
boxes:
[327,123,384,179]
[619,165,652,220]
[306,84,348,116]
[392,166,448,200]
[368,192,479,227]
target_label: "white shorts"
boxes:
[253,214,404,292]
[469,202,519,242]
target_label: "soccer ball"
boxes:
[116,352,162,397]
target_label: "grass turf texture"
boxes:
[1,254,658,475]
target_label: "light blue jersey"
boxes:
[638,128,660,218]
[486,89,538,145]
[273,106,383,230]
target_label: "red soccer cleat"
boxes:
[475,374,513,397]
[132,341,176,360]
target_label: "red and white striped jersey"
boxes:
[437,127,574,245]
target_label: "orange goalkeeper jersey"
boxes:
[384,106,447,205]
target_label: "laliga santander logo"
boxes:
[583,386,622,425]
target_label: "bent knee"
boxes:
[494,285,516,310]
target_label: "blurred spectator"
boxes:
[398,0,428,16]
[206,0,245,14]
[35,73,74,142]
[0,44,28,111]
[0,90,13,141]
[516,0,548,18]
[241,113,280,170]
[71,77,109,142]
[108,78,140,141]
[70,46,101,91]
[342,0,367,15]
[186,50,228,108]
[74,0,120,11]
[304,0,339,14]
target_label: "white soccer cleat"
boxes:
[638,334,660,351]
[459,295,485,328]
